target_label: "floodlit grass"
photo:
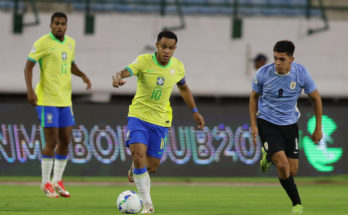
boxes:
[0,176,347,215]
[0,175,347,183]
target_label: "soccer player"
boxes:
[24,12,92,198]
[112,30,205,214]
[253,53,268,70]
[249,40,322,214]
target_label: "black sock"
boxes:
[279,175,301,206]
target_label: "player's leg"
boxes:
[288,158,299,177]
[126,117,153,212]
[52,106,74,197]
[128,162,135,182]
[258,118,302,211]
[272,150,301,211]
[284,124,302,213]
[139,124,167,214]
[36,106,59,198]
[287,158,302,213]
[129,143,154,213]
[257,118,275,171]
[127,147,161,182]
[41,127,60,198]
[271,151,290,179]
[52,126,72,197]
[146,156,161,173]
[126,119,146,182]
[137,155,160,214]
[260,146,272,172]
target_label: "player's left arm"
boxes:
[71,62,92,90]
[177,82,205,130]
[308,89,323,144]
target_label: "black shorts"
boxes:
[257,118,299,159]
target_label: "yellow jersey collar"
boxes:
[49,32,66,44]
[152,52,172,68]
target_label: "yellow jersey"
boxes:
[28,32,75,106]
[127,53,185,127]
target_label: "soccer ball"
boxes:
[116,190,143,214]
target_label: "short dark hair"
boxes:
[157,30,177,43]
[273,40,295,56]
[253,54,267,62]
[51,12,67,23]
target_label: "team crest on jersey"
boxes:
[47,113,53,123]
[290,81,296,90]
[170,69,175,75]
[156,77,165,86]
[62,52,68,60]
[254,77,258,84]
[31,46,36,53]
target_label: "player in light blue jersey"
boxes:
[249,40,322,214]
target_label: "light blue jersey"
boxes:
[252,62,317,125]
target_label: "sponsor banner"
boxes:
[0,100,346,176]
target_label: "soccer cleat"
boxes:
[40,182,59,198]
[52,181,71,198]
[128,163,134,183]
[292,204,303,214]
[260,147,272,172]
[141,204,155,214]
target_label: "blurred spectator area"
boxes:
[3,0,348,17]
[1,0,348,101]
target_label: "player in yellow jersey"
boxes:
[24,12,92,198]
[112,30,205,214]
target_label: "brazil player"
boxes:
[112,30,205,213]
[24,12,92,198]
[249,40,322,213]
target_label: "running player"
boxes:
[112,30,205,213]
[249,40,322,213]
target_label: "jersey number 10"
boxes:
[151,88,162,101]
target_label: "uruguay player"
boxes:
[24,12,92,198]
[249,40,322,213]
[112,30,205,213]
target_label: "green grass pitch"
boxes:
[0,177,347,215]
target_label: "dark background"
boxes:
[0,95,347,177]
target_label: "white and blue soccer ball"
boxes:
[116,190,143,214]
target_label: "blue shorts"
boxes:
[36,106,75,128]
[126,117,168,159]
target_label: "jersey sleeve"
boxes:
[71,39,76,63]
[179,61,186,78]
[126,55,144,76]
[28,39,47,63]
[252,69,263,93]
[176,60,186,85]
[300,66,317,94]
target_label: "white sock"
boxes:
[134,171,152,206]
[52,159,68,183]
[41,158,53,184]
[145,173,151,197]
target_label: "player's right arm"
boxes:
[249,90,260,145]
[112,68,130,88]
[24,60,37,106]
[113,55,143,88]
[25,37,47,106]
[250,70,264,145]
